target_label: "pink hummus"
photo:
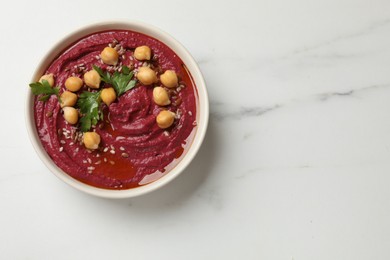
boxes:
[34,30,197,189]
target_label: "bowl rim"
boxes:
[25,20,209,199]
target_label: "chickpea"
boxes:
[39,73,55,87]
[156,110,175,129]
[134,45,152,61]
[153,87,170,106]
[60,91,78,108]
[160,70,178,88]
[136,67,157,85]
[83,132,101,150]
[65,76,83,92]
[101,87,116,106]
[62,107,78,124]
[84,69,101,89]
[101,47,119,65]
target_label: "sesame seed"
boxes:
[188,111,192,116]
[75,148,79,152]
[163,131,169,137]
[119,146,125,151]
[109,161,115,165]
[87,158,92,164]
[60,140,66,144]
[103,147,109,152]
[87,166,95,171]
[83,160,87,164]
[88,170,92,174]
[95,160,101,165]
[104,158,107,162]
[59,147,63,152]
[118,48,125,55]
[121,153,129,158]
[110,145,115,150]
[96,153,100,158]
[110,150,116,154]
[192,121,197,126]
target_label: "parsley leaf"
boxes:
[93,65,111,84]
[29,80,60,102]
[77,91,102,132]
[93,65,137,96]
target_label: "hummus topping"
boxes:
[39,74,55,87]
[160,70,178,88]
[134,45,152,61]
[101,47,119,65]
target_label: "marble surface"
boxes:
[1,0,390,259]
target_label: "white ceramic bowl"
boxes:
[25,21,209,199]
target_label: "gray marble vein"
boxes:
[317,90,354,101]
[235,167,263,179]
[211,102,281,121]
[210,83,390,121]
[283,18,390,57]
[317,83,390,101]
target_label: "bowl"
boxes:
[25,20,209,198]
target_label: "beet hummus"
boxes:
[33,30,197,189]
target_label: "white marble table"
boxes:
[1,0,390,259]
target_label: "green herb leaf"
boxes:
[93,65,111,84]
[39,95,51,101]
[93,65,137,96]
[29,80,60,101]
[122,65,130,75]
[77,91,102,132]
